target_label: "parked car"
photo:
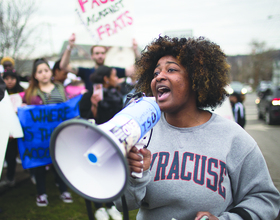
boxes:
[256,85,280,125]
[256,81,272,94]
[228,81,247,102]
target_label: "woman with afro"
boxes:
[114,36,280,220]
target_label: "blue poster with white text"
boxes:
[17,95,82,169]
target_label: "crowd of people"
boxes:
[0,33,139,220]
[0,33,280,220]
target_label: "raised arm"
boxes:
[124,39,140,78]
[60,33,78,75]
[132,38,141,61]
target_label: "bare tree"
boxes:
[249,40,276,88]
[0,0,42,64]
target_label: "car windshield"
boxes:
[230,82,244,89]
[258,81,272,91]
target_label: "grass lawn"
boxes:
[0,170,138,220]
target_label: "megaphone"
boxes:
[50,96,161,203]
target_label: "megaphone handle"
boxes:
[131,143,144,178]
[130,130,152,178]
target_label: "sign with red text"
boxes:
[75,0,134,47]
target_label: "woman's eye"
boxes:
[168,68,176,72]
[153,72,159,78]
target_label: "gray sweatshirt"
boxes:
[115,113,280,220]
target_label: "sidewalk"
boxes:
[0,162,30,194]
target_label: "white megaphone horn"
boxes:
[50,95,161,203]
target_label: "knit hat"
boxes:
[1,57,15,66]
[3,69,18,79]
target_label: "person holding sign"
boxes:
[79,65,123,220]
[114,36,280,220]
[59,33,140,92]
[0,69,24,188]
[23,58,73,207]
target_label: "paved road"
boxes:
[243,93,280,192]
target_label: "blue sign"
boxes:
[17,95,82,169]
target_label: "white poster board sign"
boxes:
[74,0,134,47]
[9,93,23,112]
[0,91,24,177]
[0,91,24,138]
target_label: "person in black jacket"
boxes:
[229,92,246,128]
[78,65,123,220]
[79,66,123,124]
[0,70,24,188]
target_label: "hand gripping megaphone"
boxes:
[50,95,161,203]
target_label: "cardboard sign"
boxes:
[17,95,82,169]
[74,0,134,47]
[0,91,24,138]
[0,92,16,177]
[9,93,23,112]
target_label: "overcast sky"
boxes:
[31,0,280,57]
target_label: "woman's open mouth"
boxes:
[157,86,171,101]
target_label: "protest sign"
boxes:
[0,91,24,177]
[17,95,82,169]
[1,91,24,138]
[9,93,23,112]
[74,0,134,47]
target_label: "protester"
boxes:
[59,33,140,92]
[2,69,24,95]
[0,57,29,82]
[229,92,246,128]
[22,58,73,207]
[1,57,15,72]
[114,36,280,220]
[79,65,123,123]
[52,59,86,99]
[0,70,24,188]
[52,59,68,84]
[79,65,123,220]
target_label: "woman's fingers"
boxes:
[127,146,144,173]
